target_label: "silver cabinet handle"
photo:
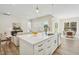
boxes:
[38,44,43,47]
[38,49,43,52]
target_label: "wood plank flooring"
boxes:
[53,38,79,55]
[0,42,19,55]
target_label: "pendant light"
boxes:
[36,5,39,13]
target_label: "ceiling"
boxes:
[0,4,79,20]
[52,4,79,18]
[0,4,52,20]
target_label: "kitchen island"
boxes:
[17,33,61,55]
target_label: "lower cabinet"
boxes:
[19,35,59,55]
[20,39,34,55]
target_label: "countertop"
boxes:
[17,33,55,45]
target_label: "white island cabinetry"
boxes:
[17,33,60,55]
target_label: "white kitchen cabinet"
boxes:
[11,36,19,46]
[17,33,60,55]
[20,39,34,55]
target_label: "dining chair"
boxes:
[0,33,8,55]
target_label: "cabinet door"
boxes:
[51,36,57,54]
[34,48,45,55]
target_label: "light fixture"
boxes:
[36,5,39,13]
[0,11,11,16]
[3,12,11,16]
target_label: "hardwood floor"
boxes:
[1,37,79,55]
[0,42,19,55]
[53,38,79,55]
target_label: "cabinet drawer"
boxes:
[34,41,45,50]
[34,48,45,55]
[47,39,52,42]
[46,38,52,42]
[45,38,54,46]
[45,45,52,55]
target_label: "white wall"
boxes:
[0,15,13,34]
[52,4,79,18]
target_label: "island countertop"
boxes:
[17,33,56,45]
